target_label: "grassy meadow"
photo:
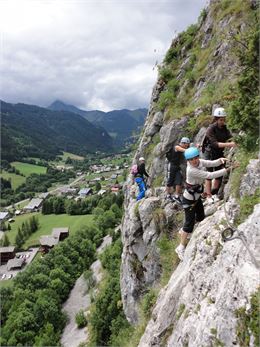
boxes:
[0,171,26,190]
[6,212,94,248]
[11,162,47,176]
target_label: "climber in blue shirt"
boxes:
[134,157,149,201]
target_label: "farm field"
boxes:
[0,171,26,190]
[6,212,94,248]
[52,151,85,164]
[62,152,84,161]
[11,162,47,177]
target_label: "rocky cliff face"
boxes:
[138,199,259,347]
[120,0,259,345]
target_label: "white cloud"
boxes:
[0,0,207,111]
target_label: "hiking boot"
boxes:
[205,196,215,205]
[175,245,185,261]
[166,194,174,202]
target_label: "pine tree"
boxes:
[2,234,10,247]
[15,227,24,249]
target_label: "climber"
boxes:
[175,146,239,261]
[134,157,150,201]
[202,107,237,200]
[165,137,190,204]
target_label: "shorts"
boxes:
[166,163,183,187]
[182,197,205,233]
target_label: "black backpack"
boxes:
[166,147,175,162]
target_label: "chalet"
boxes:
[24,198,43,212]
[0,246,15,264]
[78,188,93,198]
[7,258,25,271]
[52,227,69,241]
[0,212,10,223]
[40,236,59,254]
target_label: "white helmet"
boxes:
[139,157,145,161]
[213,107,227,117]
[180,137,190,144]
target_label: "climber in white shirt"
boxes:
[175,146,239,261]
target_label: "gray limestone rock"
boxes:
[159,117,189,155]
[120,197,164,323]
[239,157,260,197]
[144,111,164,137]
[138,203,260,347]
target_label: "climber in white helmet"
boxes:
[202,106,237,200]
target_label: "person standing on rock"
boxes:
[165,137,190,204]
[134,157,150,201]
[202,107,237,200]
[175,146,239,261]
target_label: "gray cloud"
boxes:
[0,0,207,111]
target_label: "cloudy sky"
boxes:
[0,0,207,112]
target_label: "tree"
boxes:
[29,216,38,233]
[1,222,7,231]
[75,309,88,328]
[229,10,259,149]
[97,210,116,231]
[95,182,101,192]
[110,203,122,220]
[7,223,11,231]
[2,234,10,247]
[15,227,24,249]
[34,323,59,347]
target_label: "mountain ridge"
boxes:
[1,100,114,162]
[48,100,147,145]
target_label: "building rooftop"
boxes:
[52,227,69,238]
[0,246,15,253]
[7,258,25,270]
[24,198,43,210]
[0,212,9,220]
[79,188,92,195]
[40,236,59,247]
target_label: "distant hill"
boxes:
[48,100,147,145]
[1,100,113,162]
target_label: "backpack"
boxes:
[130,164,138,175]
[166,148,175,162]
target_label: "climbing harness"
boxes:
[221,162,260,269]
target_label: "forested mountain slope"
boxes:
[1,100,113,162]
[49,100,147,146]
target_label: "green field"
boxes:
[0,279,13,289]
[0,171,26,190]
[62,152,84,161]
[11,162,47,177]
[6,212,94,248]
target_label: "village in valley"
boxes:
[0,152,130,284]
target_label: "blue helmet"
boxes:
[180,137,190,144]
[184,147,200,160]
